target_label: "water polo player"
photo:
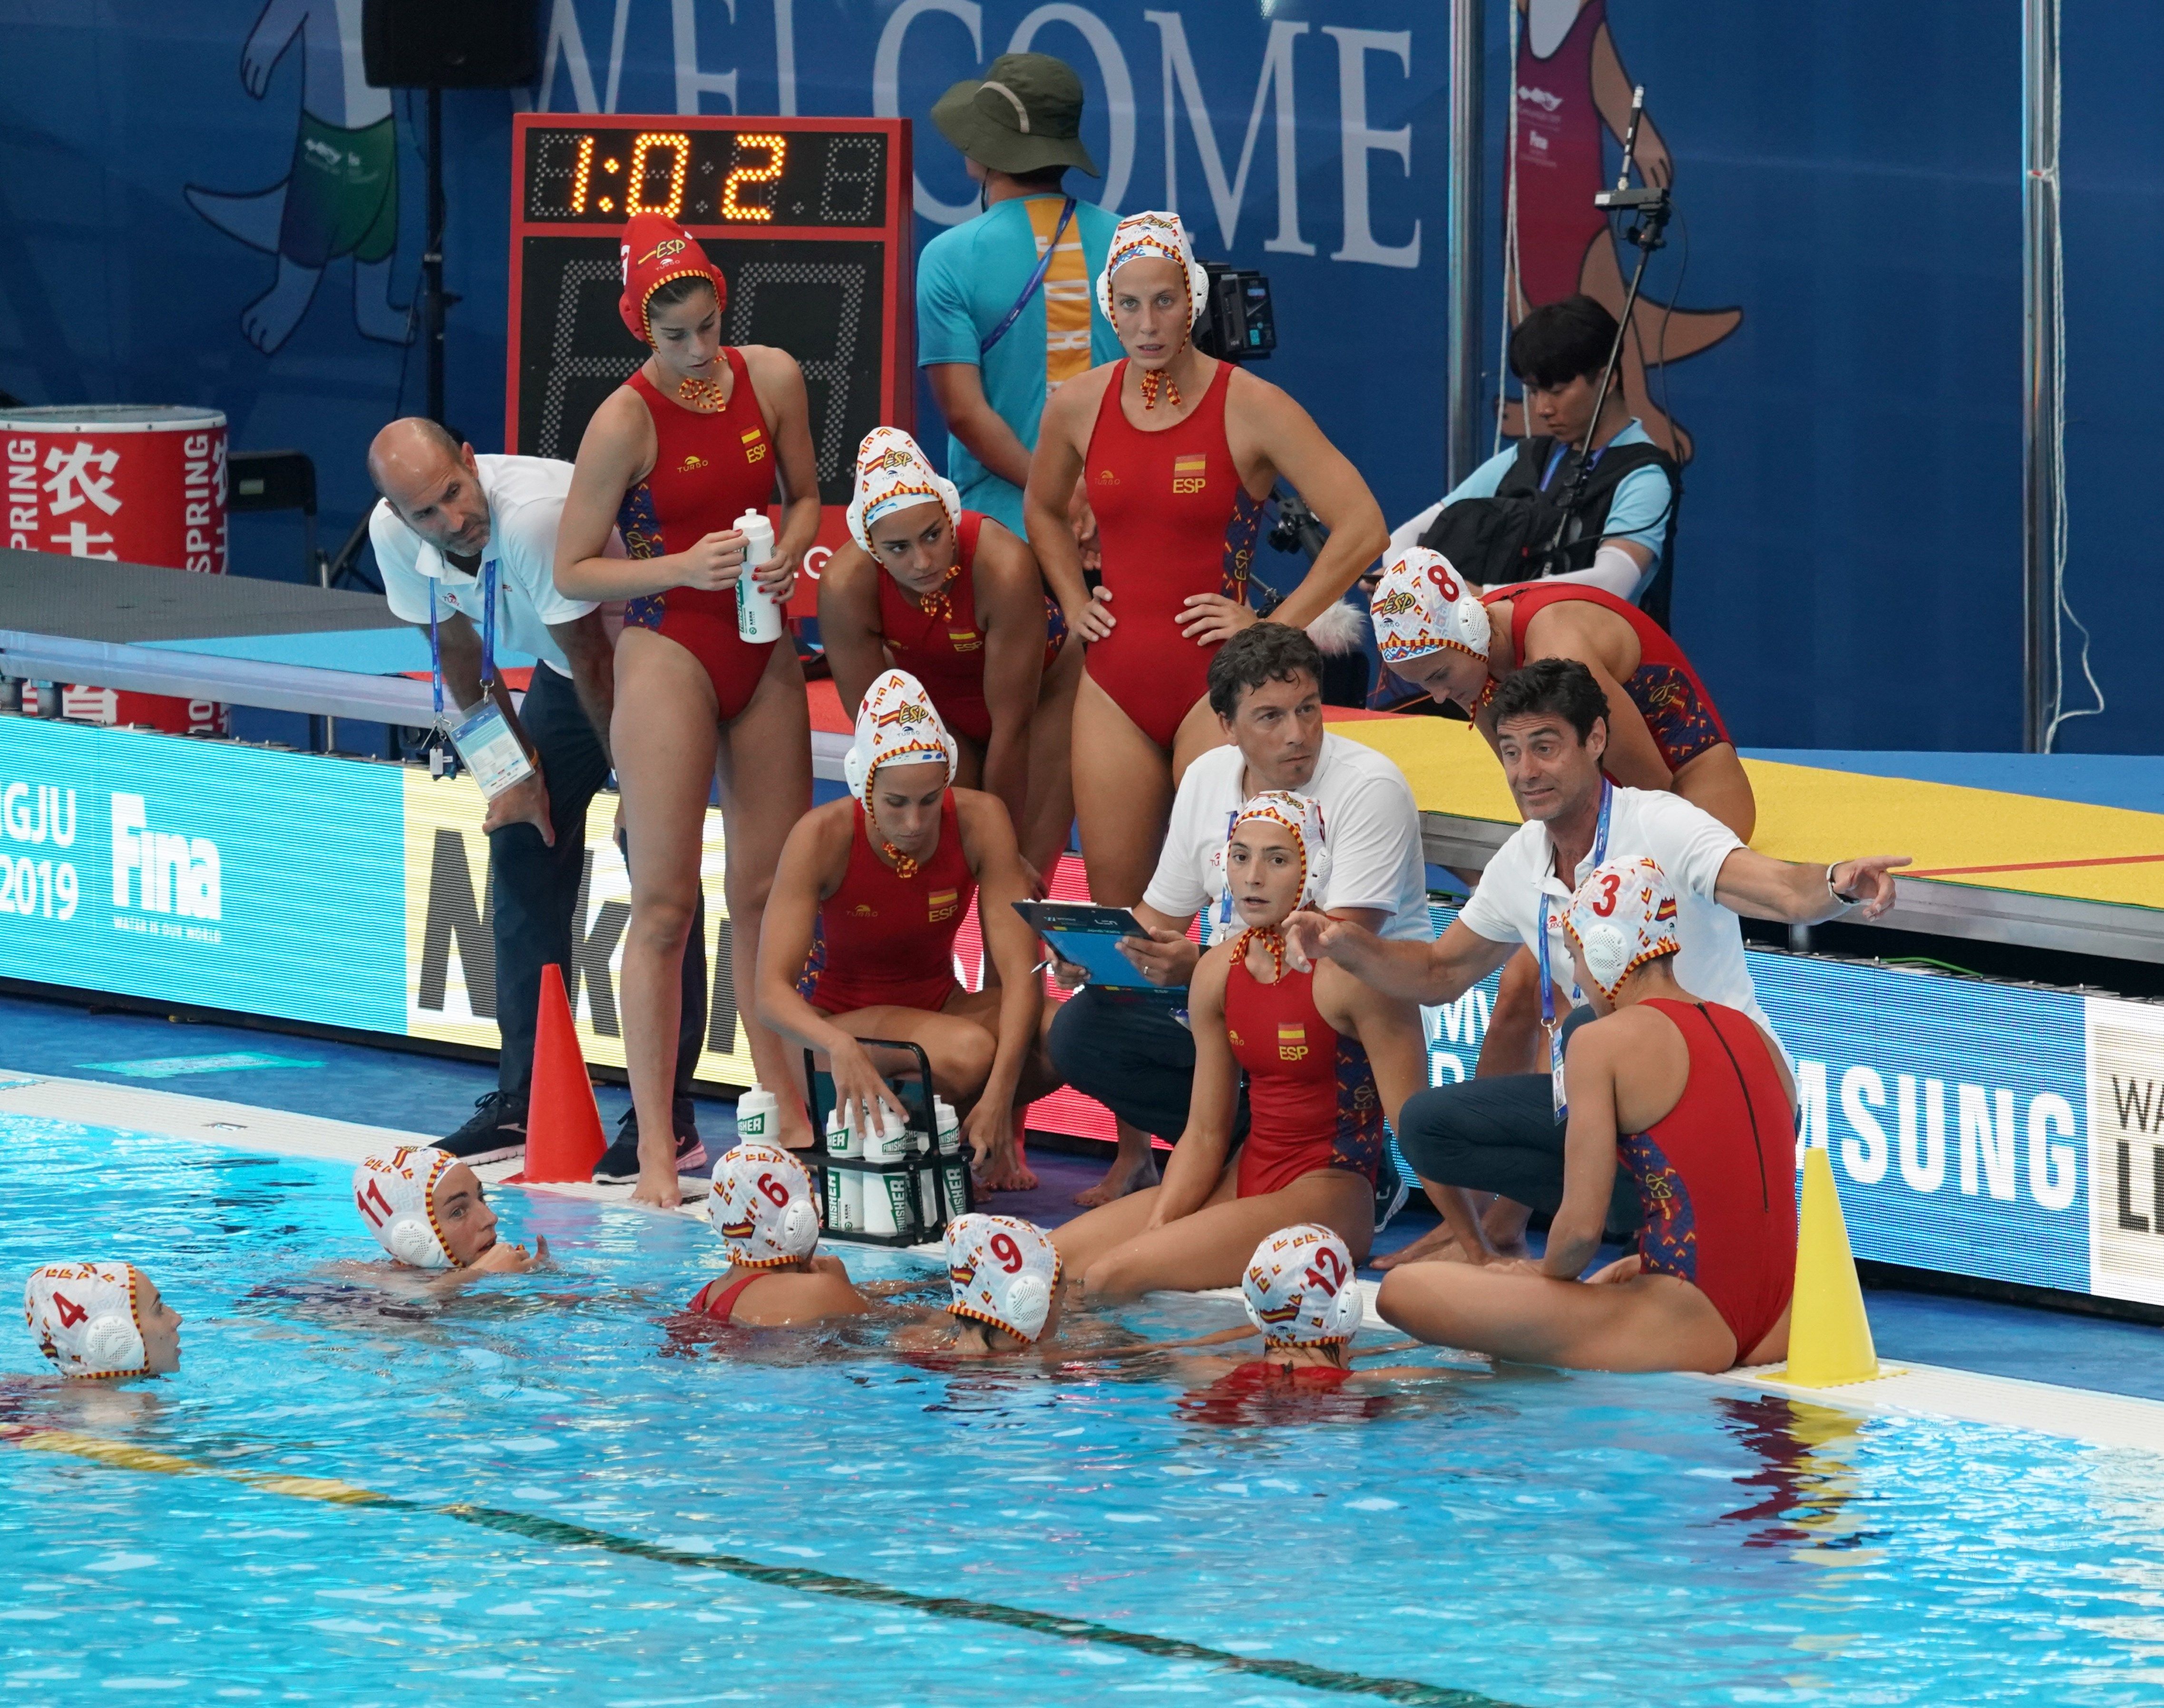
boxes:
[688,1144,873,1327]
[22,1263,182,1380]
[1054,793,1430,1300]
[351,1147,546,1279]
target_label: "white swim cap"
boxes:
[23,1261,149,1378]
[352,1147,460,1269]
[845,668,958,805]
[846,425,961,554]
[712,1142,820,1268]
[1368,547,1491,668]
[1564,856,1682,1000]
[1207,790,1332,910]
[1242,1224,1363,1347]
[1095,211,1208,330]
[945,1213,1061,1345]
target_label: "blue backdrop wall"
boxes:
[0,1,2148,753]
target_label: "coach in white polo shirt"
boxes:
[368,419,706,1178]
[1292,658,1908,1266]
[1046,622,1430,1216]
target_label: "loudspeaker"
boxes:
[362,0,539,89]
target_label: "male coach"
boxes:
[368,418,706,1179]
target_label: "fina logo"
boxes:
[111,793,221,921]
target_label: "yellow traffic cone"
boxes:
[1784,1148,1881,1387]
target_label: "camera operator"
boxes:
[1390,295,1677,617]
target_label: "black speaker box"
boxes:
[362,0,540,89]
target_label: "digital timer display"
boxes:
[506,114,915,576]
[523,127,890,229]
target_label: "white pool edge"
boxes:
[7,1068,2162,1456]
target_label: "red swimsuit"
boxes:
[618,348,780,721]
[1223,958,1385,1198]
[1488,581,1732,772]
[797,795,975,1016]
[876,511,1067,745]
[692,1273,762,1322]
[1083,360,1263,750]
[1620,999,1797,1357]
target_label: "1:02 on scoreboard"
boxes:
[523,127,888,229]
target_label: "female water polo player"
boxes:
[818,427,1081,885]
[22,1263,182,1380]
[757,669,1058,1190]
[351,1147,547,1278]
[555,212,822,1200]
[1053,793,1428,1299]
[687,1144,873,1327]
[1369,546,1753,839]
[910,1213,1066,1356]
[1024,211,1387,906]
[1378,858,1797,1372]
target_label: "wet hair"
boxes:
[647,273,718,318]
[1507,295,1620,391]
[1207,622,1323,718]
[1490,657,1609,743]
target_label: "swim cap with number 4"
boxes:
[712,1143,820,1268]
[945,1213,1061,1344]
[1368,547,1491,667]
[1242,1224,1363,1347]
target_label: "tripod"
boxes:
[1545,85,1672,541]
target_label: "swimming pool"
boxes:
[5,1112,2164,1707]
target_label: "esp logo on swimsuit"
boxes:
[741,427,768,465]
[1277,1021,1308,1062]
[947,629,982,653]
[1172,453,1207,495]
[928,887,959,923]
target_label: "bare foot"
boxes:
[978,1138,1040,1193]
[1073,1150,1159,1208]
[1372,1223,1463,1270]
[1371,1226,1534,1270]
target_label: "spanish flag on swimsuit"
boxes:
[1277,1021,1309,1062]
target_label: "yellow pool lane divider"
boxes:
[0,1419,1515,1708]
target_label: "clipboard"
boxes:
[1012,900,1177,996]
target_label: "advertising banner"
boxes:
[0,718,405,1031]
[398,765,759,1090]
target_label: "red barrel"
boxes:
[1,405,230,734]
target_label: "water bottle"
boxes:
[735,1084,777,1146]
[735,508,782,643]
[861,1107,913,1239]
[914,1109,938,1231]
[934,1097,970,1226]
[826,1106,861,1234]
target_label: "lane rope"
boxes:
[1,1420,1517,1708]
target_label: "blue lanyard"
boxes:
[427,553,498,727]
[980,196,1077,358]
[1535,779,1612,1027]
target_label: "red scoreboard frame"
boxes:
[505,115,914,612]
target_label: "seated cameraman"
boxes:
[1389,295,1677,615]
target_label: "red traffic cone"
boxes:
[516,963,605,1183]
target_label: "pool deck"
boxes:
[4,988,2161,1436]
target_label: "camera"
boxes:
[1193,261,1276,362]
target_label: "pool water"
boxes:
[4,1114,2164,1707]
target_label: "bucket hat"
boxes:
[932,52,1099,177]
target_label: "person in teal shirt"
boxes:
[918,53,1123,535]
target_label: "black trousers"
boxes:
[1394,1006,1640,1240]
[490,664,706,1103]
[1046,986,1250,1146]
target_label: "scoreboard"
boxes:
[505,116,914,520]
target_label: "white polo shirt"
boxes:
[1143,734,1434,943]
[1458,783,1778,1043]
[371,454,604,678]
